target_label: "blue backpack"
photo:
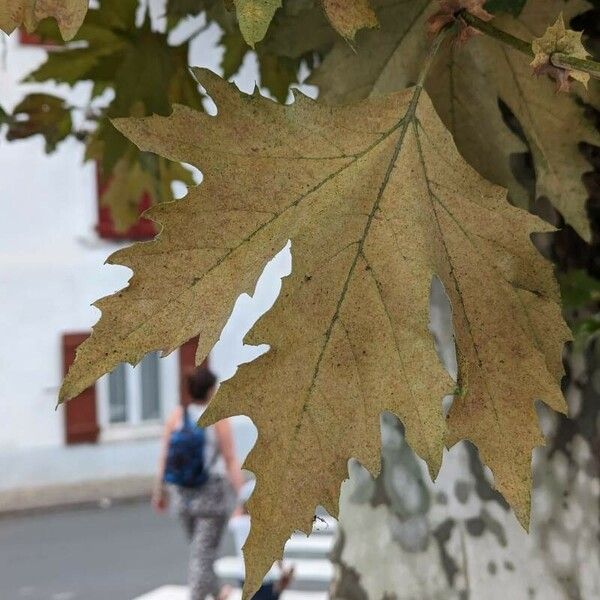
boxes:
[164,407,209,488]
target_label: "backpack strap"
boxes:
[182,405,192,429]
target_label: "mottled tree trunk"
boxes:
[330,341,600,600]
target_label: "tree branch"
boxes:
[461,11,600,82]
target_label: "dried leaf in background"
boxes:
[0,0,88,39]
[234,0,281,46]
[322,0,378,40]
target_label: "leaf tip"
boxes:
[513,499,531,532]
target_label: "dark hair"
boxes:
[187,366,217,403]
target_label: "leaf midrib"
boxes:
[284,82,430,471]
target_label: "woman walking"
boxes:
[153,366,243,599]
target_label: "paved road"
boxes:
[0,501,201,600]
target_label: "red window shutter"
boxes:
[95,163,158,241]
[178,337,210,405]
[62,333,100,444]
[18,29,61,46]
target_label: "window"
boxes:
[105,352,162,425]
[141,351,161,420]
[98,351,179,442]
[107,363,128,423]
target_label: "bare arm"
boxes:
[152,406,181,512]
[214,418,244,495]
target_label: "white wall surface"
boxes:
[0,31,130,447]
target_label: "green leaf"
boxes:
[260,0,335,59]
[572,316,600,350]
[26,46,119,85]
[86,118,132,173]
[220,30,250,79]
[110,30,179,118]
[559,269,600,310]
[95,0,138,31]
[558,269,600,350]
[258,53,299,103]
[165,0,235,30]
[5,94,72,152]
[166,0,206,21]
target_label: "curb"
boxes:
[0,475,154,518]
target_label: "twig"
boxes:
[462,11,600,82]
[552,53,600,80]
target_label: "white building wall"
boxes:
[0,32,132,447]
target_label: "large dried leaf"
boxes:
[312,0,598,240]
[0,0,88,40]
[60,68,569,596]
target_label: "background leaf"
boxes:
[4,93,72,152]
[0,0,88,40]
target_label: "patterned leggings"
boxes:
[172,478,235,600]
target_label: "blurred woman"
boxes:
[153,366,243,600]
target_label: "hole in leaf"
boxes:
[171,162,202,199]
[429,276,457,416]
[210,241,292,382]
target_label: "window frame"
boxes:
[96,350,179,443]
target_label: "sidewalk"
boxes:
[0,417,256,514]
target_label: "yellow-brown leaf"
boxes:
[0,0,88,40]
[60,69,569,597]
[322,0,378,40]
